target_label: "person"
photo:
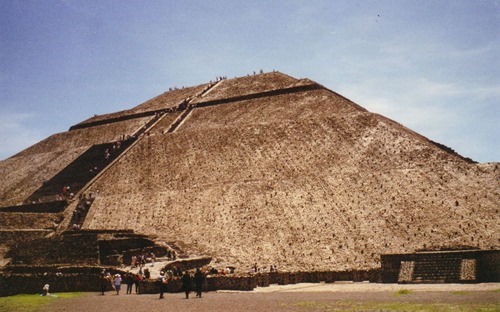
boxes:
[209,267,218,275]
[113,274,122,295]
[150,252,156,266]
[158,271,167,299]
[125,273,134,294]
[100,271,110,295]
[181,271,192,299]
[194,268,206,298]
[134,273,142,294]
[42,284,50,296]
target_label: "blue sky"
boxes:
[1,0,498,162]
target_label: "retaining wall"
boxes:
[381,250,500,283]
[0,269,381,297]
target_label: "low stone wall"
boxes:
[381,250,500,283]
[130,274,256,294]
[477,251,500,282]
[0,273,102,297]
[0,269,383,297]
[268,270,380,285]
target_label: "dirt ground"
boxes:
[37,283,499,312]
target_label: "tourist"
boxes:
[134,273,142,294]
[125,273,134,294]
[144,268,150,279]
[158,271,167,299]
[113,274,122,295]
[181,271,192,299]
[194,268,206,298]
[209,267,218,275]
[150,252,156,266]
[42,284,49,296]
[100,271,110,295]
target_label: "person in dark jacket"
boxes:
[100,271,111,295]
[134,273,142,294]
[194,268,206,298]
[181,271,192,299]
[158,271,167,299]
[125,273,134,294]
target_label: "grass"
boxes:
[395,289,412,295]
[0,293,84,312]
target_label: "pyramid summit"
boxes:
[0,72,498,292]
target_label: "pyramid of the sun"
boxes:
[0,72,498,272]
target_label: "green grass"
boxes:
[0,293,84,312]
[395,289,412,295]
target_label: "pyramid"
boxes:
[0,71,498,275]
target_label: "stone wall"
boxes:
[7,233,99,265]
[0,269,382,297]
[0,273,102,297]
[139,275,257,294]
[477,251,500,282]
[381,250,500,283]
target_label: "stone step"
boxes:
[0,229,53,245]
[0,213,63,229]
[26,139,134,203]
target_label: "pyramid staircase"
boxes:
[25,140,136,204]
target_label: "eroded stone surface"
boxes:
[0,72,498,275]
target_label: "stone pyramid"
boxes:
[0,71,498,273]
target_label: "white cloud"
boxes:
[336,74,499,163]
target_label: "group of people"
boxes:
[99,265,208,299]
[131,249,176,267]
[250,263,278,273]
[158,268,206,299]
[208,266,235,275]
[131,253,156,268]
[100,271,144,295]
[71,198,93,230]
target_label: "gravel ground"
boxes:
[36,283,499,312]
